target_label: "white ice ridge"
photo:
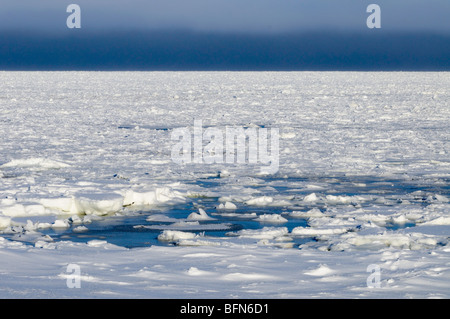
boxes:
[1,158,70,169]
[217,202,237,210]
[157,230,199,242]
[326,231,447,251]
[301,193,369,204]
[289,208,327,218]
[187,208,215,221]
[254,213,288,224]
[0,217,11,229]
[0,187,185,218]
[228,226,289,240]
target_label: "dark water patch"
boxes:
[257,175,450,208]
[36,198,310,248]
[4,173,447,249]
[118,125,170,131]
[385,222,416,231]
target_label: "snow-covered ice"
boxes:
[0,71,449,298]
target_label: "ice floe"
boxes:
[217,201,237,210]
[1,158,71,170]
[157,230,198,242]
[0,71,449,298]
[187,208,215,221]
[254,213,288,224]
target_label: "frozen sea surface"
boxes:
[0,71,449,298]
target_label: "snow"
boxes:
[71,193,125,216]
[245,196,274,206]
[303,193,319,202]
[0,217,11,229]
[289,208,326,218]
[1,158,71,170]
[291,226,350,236]
[228,226,290,240]
[0,71,449,298]
[421,217,450,225]
[304,264,336,277]
[187,208,215,221]
[122,188,185,207]
[254,213,288,224]
[217,201,237,210]
[73,226,88,232]
[138,221,232,231]
[51,219,70,229]
[158,230,198,242]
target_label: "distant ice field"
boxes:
[0,71,449,298]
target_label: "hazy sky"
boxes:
[1,0,449,33]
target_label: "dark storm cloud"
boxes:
[0,0,449,33]
[0,0,449,70]
[1,31,449,70]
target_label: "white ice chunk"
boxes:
[40,198,74,213]
[73,226,88,232]
[0,217,11,229]
[146,214,180,222]
[187,208,215,221]
[123,188,185,207]
[291,226,349,236]
[157,230,198,242]
[246,196,273,206]
[229,226,289,240]
[177,239,221,247]
[421,217,450,226]
[305,264,335,276]
[289,208,325,218]
[254,214,288,224]
[303,193,319,202]
[1,158,70,169]
[51,219,70,229]
[331,232,443,251]
[325,195,354,204]
[87,240,108,247]
[72,193,124,216]
[218,202,237,210]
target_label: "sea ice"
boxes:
[187,208,215,221]
[0,71,449,298]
